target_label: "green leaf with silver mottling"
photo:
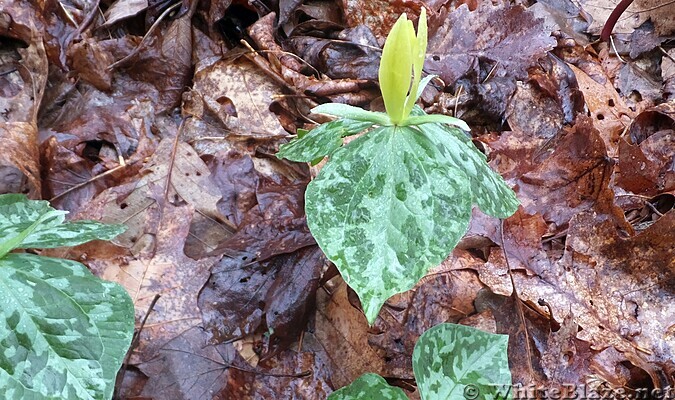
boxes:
[413,323,512,400]
[327,373,408,400]
[312,103,391,126]
[306,125,472,324]
[419,121,519,218]
[0,194,126,253]
[277,119,374,163]
[0,253,134,400]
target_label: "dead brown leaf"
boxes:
[0,39,47,197]
[477,210,675,386]
[426,2,557,86]
[516,115,629,231]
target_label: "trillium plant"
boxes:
[0,194,133,399]
[277,9,519,324]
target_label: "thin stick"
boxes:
[49,162,131,202]
[107,2,181,70]
[114,294,161,399]
[609,35,628,63]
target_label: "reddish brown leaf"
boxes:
[340,0,424,43]
[426,2,556,86]
[516,115,629,231]
[121,12,194,112]
[477,211,675,387]
[0,39,47,197]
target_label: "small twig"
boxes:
[49,162,132,202]
[453,85,463,118]
[482,62,499,84]
[250,49,322,77]
[114,294,161,399]
[160,347,312,378]
[73,0,102,38]
[107,2,181,70]
[659,46,675,63]
[609,35,628,63]
[240,40,301,94]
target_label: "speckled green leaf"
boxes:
[0,253,134,400]
[306,126,472,324]
[328,373,408,400]
[413,323,512,400]
[417,117,519,218]
[277,119,374,163]
[0,194,125,255]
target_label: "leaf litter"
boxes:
[2,0,674,398]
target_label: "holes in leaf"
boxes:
[239,277,250,283]
[120,202,128,209]
[607,99,615,107]
[432,55,440,61]
[596,114,604,120]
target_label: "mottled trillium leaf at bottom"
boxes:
[327,373,408,400]
[412,323,512,400]
[305,125,472,324]
[0,253,134,400]
[276,119,374,163]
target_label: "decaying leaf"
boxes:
[476,211,675,385]
[426,2,556,86]
[0,40,47,197]
[192,58,287,137]
[90,203,214,365]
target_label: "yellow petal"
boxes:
[379,14,415,124]
[403,8,428,120]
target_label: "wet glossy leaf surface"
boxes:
[0,255,133,399]
[328,373,408,400]
[306,125,473,323]
[413,323,512,400]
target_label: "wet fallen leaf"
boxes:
[426,2,557,86]
[516,116,628,231]
[192,58,287,137]
[476,211,675,386]
[0,39,47,197]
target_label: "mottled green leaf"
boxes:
[306,126,472,323]
[0,253,134,400]
[277,119,374,163]
[413,323,512,400]
[312,103,391,126]
[416,117,519,218]
[0,194,125,254]
[328,373,408,400]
